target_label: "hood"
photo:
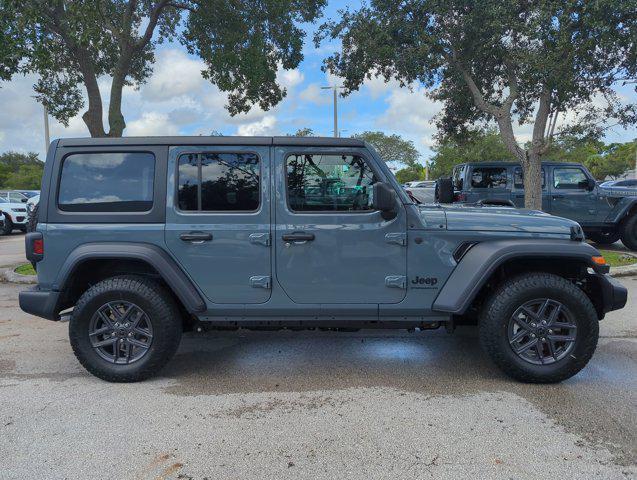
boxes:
[598,185,637,197]
[426,204,580,235]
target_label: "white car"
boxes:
[0,190,30,235]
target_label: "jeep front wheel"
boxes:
[69,276,182,382]
[479,273,599,383]
[620,214,637,251]
[587,230,620,245]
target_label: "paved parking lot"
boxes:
[1,273,636,479]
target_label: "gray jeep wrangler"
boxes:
[450,161,637,249]
[20,137,627,383]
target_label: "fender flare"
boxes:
[605,197,637,224]
[54,242,206,313]
[432,239,603,315]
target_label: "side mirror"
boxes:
[372,182,396,215]
[587,178,596,191]
[21,198,28,203]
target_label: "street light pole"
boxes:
[322,85,344,138]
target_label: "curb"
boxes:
[608,251,637,278]
[0,266,37,284]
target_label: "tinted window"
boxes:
[177,153,260,211]
[286,154,376,212]
[616,179,637,187]
[58,152,154,212]
[553,168,588,190]
[514,167,545,189]
[470,167,507,189]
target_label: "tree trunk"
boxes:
[107,67,127,137]
[522,153,543,210]
[81,74,106,138]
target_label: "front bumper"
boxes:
[597,274,627,314]
[19,287,61,321]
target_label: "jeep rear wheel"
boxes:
[69,276,182,382]
[620,214,637,251]
[479,273,599,383]
[587,230,620,245]
[0,215,12,235]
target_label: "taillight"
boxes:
[454,192,466,202]
[33,238,44,255]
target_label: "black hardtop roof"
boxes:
[454,161,585,168]
[55,136,366,148]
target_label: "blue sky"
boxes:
[0,0,634,163]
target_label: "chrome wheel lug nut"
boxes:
[531,333,536,338]
[541,337,545,341]
[548,329,553,334]
[530,323,536,328]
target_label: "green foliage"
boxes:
[395,165,427,184]
[288,128,315,137]
[0,151,44,189]
[14,263,36,276]
[352,131,420,167]
[429,129,515,178]
[317,0,637,208]
[0,0,326,136]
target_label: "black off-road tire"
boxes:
[620,214,637,251]
[69,275,182,382]
[479,272,599,383]
[26,203,39,233]
[0,215,13,235]
[587,230,620,245]
[436,177,454,203]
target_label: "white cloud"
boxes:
[142,49,207,102]
[236,115,277,136]
[126,112,179,136]
[299,83,331,105]
[277,68,304,89]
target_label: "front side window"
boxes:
[514,167,545,189]
[177,152,260,211]
[286,153,377,212]
[470,167,507,189]
[553,168,588,190]
[58,152,155,212]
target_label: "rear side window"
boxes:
[514,167,545,189]
[58,152,155,212]
[286,153,376,212]
[470,167,507,189]
[452,165,465,190]
[177,152,260,211]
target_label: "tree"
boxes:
[395,165,427,184]
[317,0,637,209]
[352,131,420,167]
[0,151,44,189]
[0,0,326,137]
[288,128,315,137]
[429,129,515,178]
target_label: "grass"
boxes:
[14,263,36,276]
[599,250,637,268]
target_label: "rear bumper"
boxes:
[19,287,61,321]
[597,274,627,314]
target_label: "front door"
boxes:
[274,147,407,305]
[549,166,597,224]
[165,145,271,304]
[466,165,510,203]
[511,167,550,210]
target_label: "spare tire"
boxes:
[26,203,39,233]
[436,177,454,204]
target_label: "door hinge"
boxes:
[385,232,406,246]
[249,232,271,246]
[385,275,407,289]
[249,275,271,289]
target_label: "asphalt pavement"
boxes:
[1,273,636,479]
[0,233,26,268]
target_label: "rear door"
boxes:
[274,146,407,305]
[512,167,550,210]
[165,145,271,304]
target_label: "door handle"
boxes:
[552,195,564,199]
[179,232,212,243]
[282,232,315,243]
